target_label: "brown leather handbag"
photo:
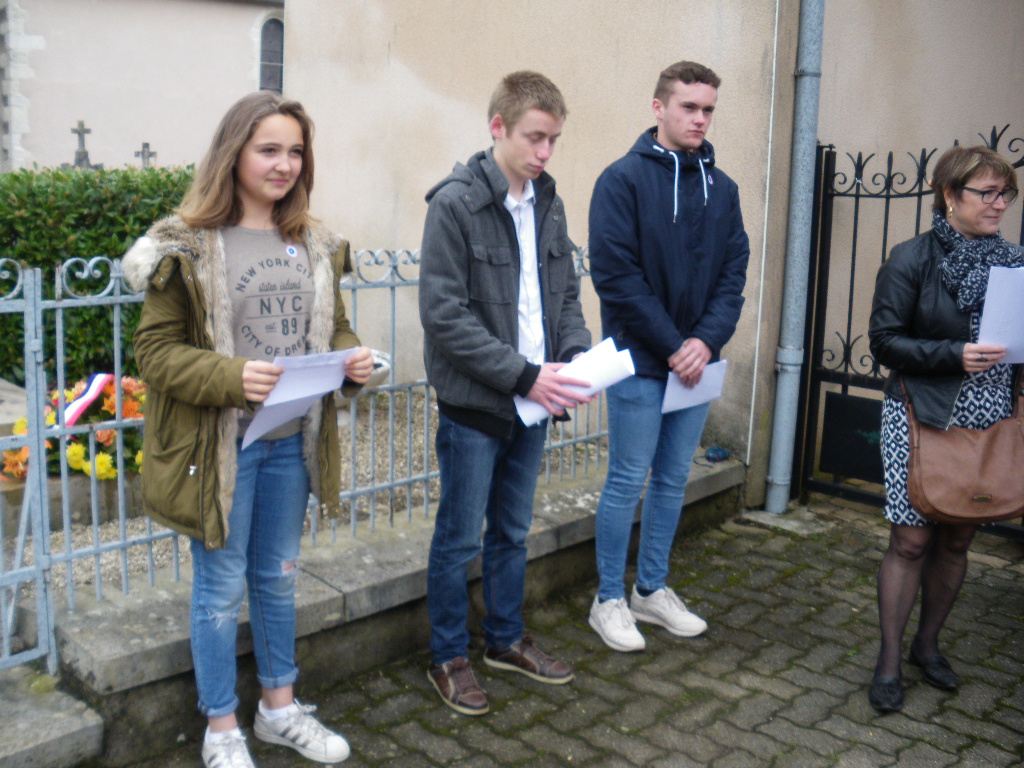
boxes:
[904,377,1024,524]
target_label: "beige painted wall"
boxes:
[6,0,280,169]
[287,0,801,500]
[820,0,1024,163]
[819,0,1024,261]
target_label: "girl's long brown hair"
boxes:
[179,91,315,242]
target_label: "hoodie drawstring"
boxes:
[651,144,680,222]
[652,144,708,222]
[698,158,709,207]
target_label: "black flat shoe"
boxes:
[908,647,959,690]
[868,674,904,712]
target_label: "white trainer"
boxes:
[630,585,707,637]
[588,595,646,652]
[201,731,256,768]
[254,699,350,763]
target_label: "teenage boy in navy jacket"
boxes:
[587,61,749,652]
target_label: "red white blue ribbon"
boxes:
[63,373,114,427]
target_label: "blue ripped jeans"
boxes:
[189,433,309,718]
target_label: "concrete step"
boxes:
[0,666,103,768]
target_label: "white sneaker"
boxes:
[254,699,350,763]
[630,585,707,637]
[588,595,646,652]
[202,731,256,768]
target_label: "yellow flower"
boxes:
[135,449,144,472]
[82,451,116,480]
[65,443,87,471]
[45,409,56,427]
[95,453,117,480]
[13,417,27,435]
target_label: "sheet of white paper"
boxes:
[263,349,358,406]
[241,349,359,448]
[513,338,636,427]
[978,266,1024,363]
[661,360,728,414]
[242,395,322,449]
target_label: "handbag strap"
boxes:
[899,376,917,423]
[1013,365,1024,418]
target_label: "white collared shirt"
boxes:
[504,179,545,365]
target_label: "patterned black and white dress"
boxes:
[881,313,1014,526]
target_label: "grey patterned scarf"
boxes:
[935,209,1024,311]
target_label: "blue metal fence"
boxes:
[0,248,607,672]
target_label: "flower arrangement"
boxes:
[2,376,145,482]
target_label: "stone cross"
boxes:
[62,120,103,170]
[72,120,89,149]
[134,142,157,169]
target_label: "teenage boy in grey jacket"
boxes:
[419,71,592,716]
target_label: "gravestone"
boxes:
[61,120,103,171]
[134,142,156,169]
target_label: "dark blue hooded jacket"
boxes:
[588,128,750,379]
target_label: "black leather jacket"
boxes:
[868,230,969,429]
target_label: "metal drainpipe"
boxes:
[764,0,826,514]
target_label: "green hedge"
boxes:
[0,166,192,385]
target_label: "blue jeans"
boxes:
[189,433,310,718]
[427,412,547,665]
[595,375,710,601]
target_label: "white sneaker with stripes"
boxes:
[253,699,350,763]
[201,730,256,768]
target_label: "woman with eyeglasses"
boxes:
[867,144,1021,713]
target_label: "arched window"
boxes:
[260,18,284,93]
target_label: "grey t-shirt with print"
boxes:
[222,226,313,440]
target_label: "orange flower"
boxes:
[122,399,141,419]
[101,394,117,416]
[103,380,116,397]
[96,429,116,447]
[2,446,29,480]
[121,377,146,397]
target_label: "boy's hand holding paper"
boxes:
[662,360,728,414]
[514,338,635,427]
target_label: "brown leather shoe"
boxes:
[428,656,489,715]
[483,634,574,684]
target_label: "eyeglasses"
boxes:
[962,186,1018,205]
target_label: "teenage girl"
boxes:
[124,91,373,767]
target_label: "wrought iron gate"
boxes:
[796,126,1024,539]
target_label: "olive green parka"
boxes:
[123,216,361,550]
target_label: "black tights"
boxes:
[875,522,976,678]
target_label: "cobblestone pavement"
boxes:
[141,498,1024,767]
